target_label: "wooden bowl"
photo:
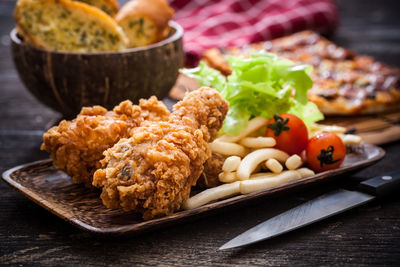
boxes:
[11,21,184,117]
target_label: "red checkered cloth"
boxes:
[169,0,338,65]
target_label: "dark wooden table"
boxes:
[1,0,399,265]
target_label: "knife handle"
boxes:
[358,169,400,197]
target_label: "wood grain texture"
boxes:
[1,0,400,265]
[1,144,384,234]
[324,111,400,145]
[11,22,183,117]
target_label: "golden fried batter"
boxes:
[41,97,170,187]
[93,87,229,219]
[197,153,225,188]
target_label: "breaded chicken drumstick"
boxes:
[93,87,229,219]
[41,97,170,187]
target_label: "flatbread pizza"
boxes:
[202,31,400,115]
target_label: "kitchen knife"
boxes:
[219,169,400,250]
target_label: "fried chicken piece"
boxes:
[41,97,170,187]
[93,87,229,219]
[197,152,225,188]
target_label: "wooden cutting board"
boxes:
[169,74,400,146]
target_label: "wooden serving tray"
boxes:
[2,144,384,234]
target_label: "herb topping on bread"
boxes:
[115,0,174,48]
[14,0,128,52]
[75,0,119,16]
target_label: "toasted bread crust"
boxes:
[115,0,174,47]
[116,0,173,31]
[75,0,119,16]
[14,0,128,52]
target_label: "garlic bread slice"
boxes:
[75,0,119,16]
[116,0,174,48]
[14,0,128,52]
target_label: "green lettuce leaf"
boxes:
[181,62,226,92]
[180,51,323,135]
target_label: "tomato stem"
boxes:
[267,114,290,136]
[317,145,341,167]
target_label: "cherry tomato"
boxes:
[306,132,346,173]
[265,113,308,155]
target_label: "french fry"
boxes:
[186,168,316,209]
[338,133,362,145]
[265,158,283,173]
[237,148,289,180]
[183,181,241,210]
[210,140,247,157]
[239,137,276,148]
[240,168,314,194]
[310,123,347,134]
[222,156,241,172]
[218,172,238,183]
[250,172,282,179]
[218,117,269,143]
[296,168,315,177]
[240,170,301,194]
[285,154,302,170]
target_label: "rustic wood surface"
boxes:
[1,0,399,265]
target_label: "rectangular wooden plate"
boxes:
[2,144,384,234]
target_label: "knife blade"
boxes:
[219,169,400,250]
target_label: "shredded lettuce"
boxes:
[181,51,324,135]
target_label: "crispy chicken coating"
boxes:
[93,87,229,219]
[41,97,170,187]
[197,152,225,188]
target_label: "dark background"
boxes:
[1,0,400,265]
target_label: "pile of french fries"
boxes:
[183,117,362,210]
